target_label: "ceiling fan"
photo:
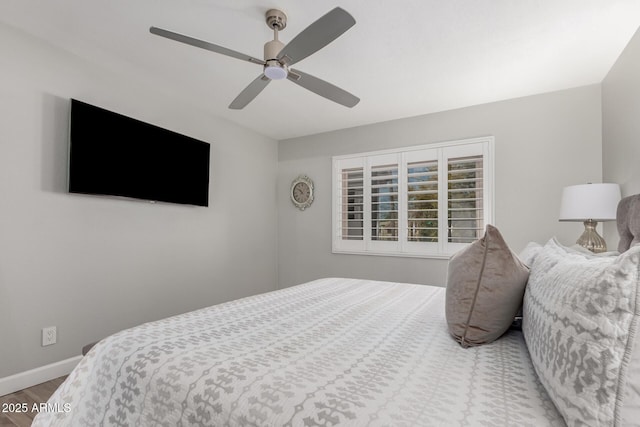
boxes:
[150,7,360,110]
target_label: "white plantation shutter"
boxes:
[333,137,493,257]
[340,167,364,241]
[447,155,484,243]
[407,158,439,243]
[370,163,399,242]
[442,142,490,254]
[334,157,366,252]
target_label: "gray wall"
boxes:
[278,86,603,288]
[603,27,640,250]
[0,24,278,378]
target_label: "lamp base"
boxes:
[576,219,607,253]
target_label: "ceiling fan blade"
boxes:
[277,7,355,66]
[288,69,359,108]
[150,26,265,65]
[229,74,271,109]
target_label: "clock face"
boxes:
[293,182,311,203]
[290,175,314,210]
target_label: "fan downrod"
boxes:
[265,9,287,31]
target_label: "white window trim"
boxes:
[332,136,495,259]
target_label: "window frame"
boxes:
[332,136,495,259]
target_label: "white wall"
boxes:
[278,86,603,288]
[603,27,640,250]
[0,24,278,378]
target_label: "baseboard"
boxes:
[0,355,82,397]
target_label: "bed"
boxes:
[33,278,563,426]
[33,194,640,426]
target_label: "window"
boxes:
[332,137,494,258]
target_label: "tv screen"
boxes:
[68,99,210,207]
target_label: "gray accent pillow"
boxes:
[617,194,640,252]
[523,238,640,426]
[446,225,530,347]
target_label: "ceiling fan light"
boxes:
[264,63,288,80]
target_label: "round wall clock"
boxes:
[290,175,314,211]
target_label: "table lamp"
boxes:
[559,183,621,253]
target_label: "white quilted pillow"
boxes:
[518,241,543,267]
[523,238,640,426]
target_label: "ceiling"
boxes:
[2,1,640,140]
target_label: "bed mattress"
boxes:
[33,277,564,426]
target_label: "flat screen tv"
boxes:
[68,99,210,207]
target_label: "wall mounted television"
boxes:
[68,99,211,207]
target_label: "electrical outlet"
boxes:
[42,326,57,346]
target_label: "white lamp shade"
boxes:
[559,183,621,221]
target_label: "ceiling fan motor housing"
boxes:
[264,39,284,61]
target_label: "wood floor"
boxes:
[0,376,66,427]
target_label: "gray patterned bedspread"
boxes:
[33,278,564,426]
